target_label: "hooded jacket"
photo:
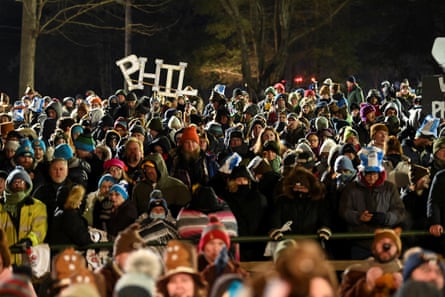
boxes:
[132,153,192,217]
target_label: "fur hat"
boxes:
[372,228,402,255]
[409,164,430,185]
[62,185,86,210]
[370,123,389,139]
[402,247,445,280]
[109,184,128,200]
[198,216,231,252]
[358,146,384,173]
[157,240,207,296]
[53,143,74,160]
[181,126,199,144]
[113,223,145,257]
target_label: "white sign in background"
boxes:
[116,54,198,98]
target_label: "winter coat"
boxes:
[132,153,192,217]
[270,192,331,235]
[49,209,92,246]
[0,196,47,264]
[106,199,137,238]
[339,172,406,233]
[401,138,432,168]
[347,84,364,109]
[427,169,445,227]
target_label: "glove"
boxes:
[317,227,332,241]
[370,212,387,225]
[269,229,284,241]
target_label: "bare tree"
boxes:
[18,0,170,96]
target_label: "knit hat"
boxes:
[114,116,128,131]
[15,139,34,159]
[58,284,101,297]
[340,143,357,155]
[110,184,128,200]
[370,123,389,139]
[229,129,244,141]
[343,126,358,142]
[97,173,116,188]
[148,117,163,133]
[372,228,402,256]
[147,190,168,214]
[115,249,161,297]
[416,115,440,138]
[104,158,128,171]
[358,146,384,173]
[53,143,74,160]
[315,116,329,131]
[347,75,356,83]
[334,155,356,173]
[113,223,145,257]
[264,86,276,96]
[229,165,253,181]
[304,89,315,97]
[409,164,430,185]
[74,133,95,152]
[206,122,224,138]
[360,103,376,122]
[198,216,231,252]
[209,274,244,297]
[402,247,445,280]
[0,275,34,297]
[130,124,146,136]
[433,136,445,155]
[7,166,32,189]
[262,140,280,154]
[31,138,46,154]
[287,113,298,121]
[181,126,199,144]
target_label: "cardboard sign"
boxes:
[116,54,198,98]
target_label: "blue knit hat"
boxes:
[53,143,73,160]
[98,173,116,188]
[31,138,46,154]
[110,184,128,200]
[74,133,95,152]
[15,139,34,159]
[334,156,356,173]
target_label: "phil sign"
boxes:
[422,75,445,118]
[116,55,198,97]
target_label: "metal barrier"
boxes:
[10,230,432,254]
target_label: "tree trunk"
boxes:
[19,0,38,97]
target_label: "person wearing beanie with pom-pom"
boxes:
[0,166,47,265]
[198,216,248,292]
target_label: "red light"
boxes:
[294,76,303,84]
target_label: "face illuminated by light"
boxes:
[166,273,195,297]
[109,190,125,209]
[203,238,226,264]
[49,159,68,184]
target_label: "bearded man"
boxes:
[170,126,219,190]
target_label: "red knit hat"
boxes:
[103,158,128,171]
[198,216,231,252]
[181,126,200,144]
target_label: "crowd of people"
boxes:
[0,74,444,296]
